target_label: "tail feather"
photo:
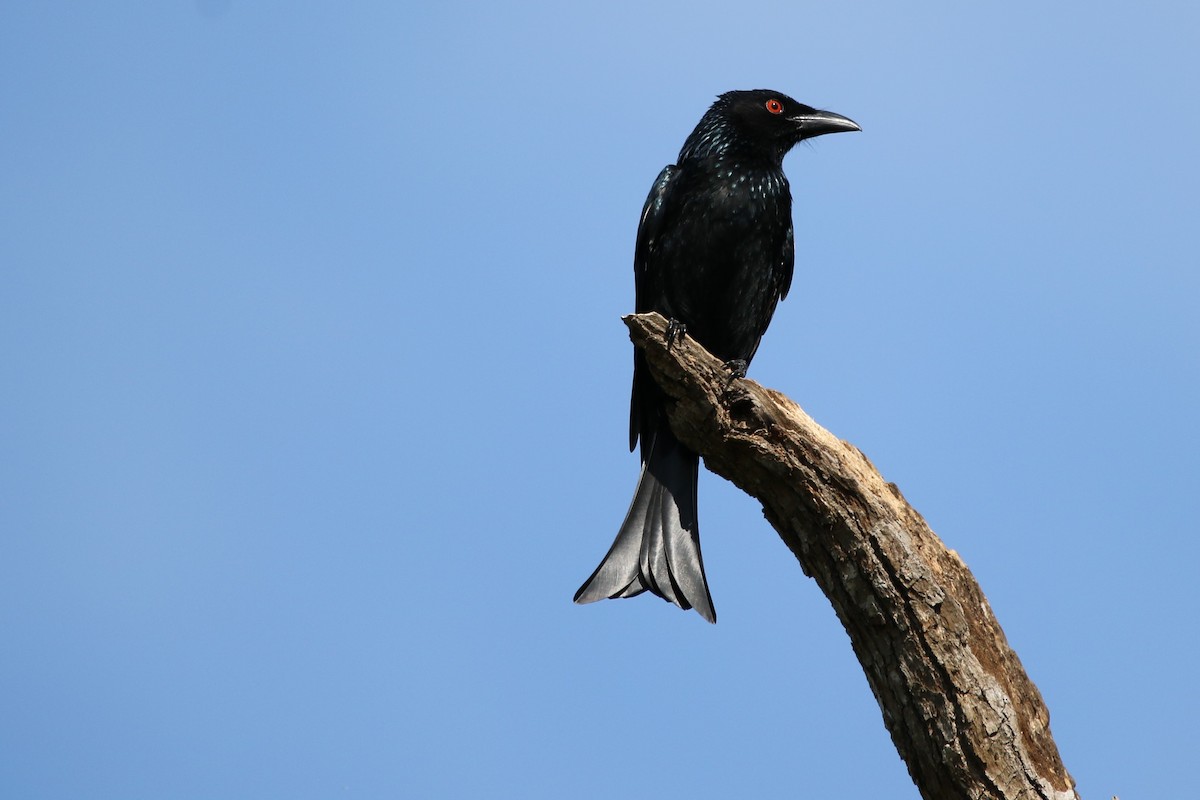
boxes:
[639,478,678,606]
[574,427,716,623]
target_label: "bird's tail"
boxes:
[574,427,716,623]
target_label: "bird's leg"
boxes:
[720,359,750,396]
[665,318,687,350]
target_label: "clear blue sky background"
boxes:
[3,3,1197,798]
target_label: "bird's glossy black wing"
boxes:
[778,221,795,302]
[634,165,681,312]
[629,165,682,452]
[740,218,796,367]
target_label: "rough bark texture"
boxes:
[625,312,1079,800]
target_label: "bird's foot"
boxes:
[665,318,687,350]
[722,359,748,390]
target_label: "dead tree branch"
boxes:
[625,311,1078,800]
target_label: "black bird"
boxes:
[574,90,859,623]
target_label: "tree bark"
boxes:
[624,312,1079,800]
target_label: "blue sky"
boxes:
[2,2,1197,797]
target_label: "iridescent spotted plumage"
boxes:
[575,90,859,623]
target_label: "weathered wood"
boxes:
[625,311,1078,800]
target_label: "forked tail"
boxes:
[574,426,716,622]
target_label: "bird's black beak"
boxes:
[789,109,861,140]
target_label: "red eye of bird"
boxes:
[765,98,784,114]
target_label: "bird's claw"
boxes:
[666,318,687,350]
[722,359,748,391]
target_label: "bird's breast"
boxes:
[706,167,787,212]
[649,164,792,360]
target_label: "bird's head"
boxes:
[682,89,860,164]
